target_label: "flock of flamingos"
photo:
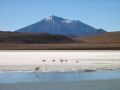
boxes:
[35,59,80,73]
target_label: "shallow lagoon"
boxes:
[0,70,120,83]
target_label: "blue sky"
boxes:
[0,0,120,32]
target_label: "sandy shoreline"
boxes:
[0,63,120,72]
[1,60,120,72]
[0,79,120,90]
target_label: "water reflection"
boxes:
[34,72,40,78]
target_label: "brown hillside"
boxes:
[73,32,120,44]
[0,31,120,50]
[0,32,77,44]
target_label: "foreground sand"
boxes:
[0,79,120,90]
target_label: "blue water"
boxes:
[0,70,120,83]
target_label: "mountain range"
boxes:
[15,15,106,36]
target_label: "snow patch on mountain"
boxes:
[44,16,55,23]
[62,19,73,24]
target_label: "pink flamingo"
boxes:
[35,67,40,73]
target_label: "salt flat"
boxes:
[0,50,120,72]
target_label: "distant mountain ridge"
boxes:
[15,15,106,36]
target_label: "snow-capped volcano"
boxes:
[15,15,106,36]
